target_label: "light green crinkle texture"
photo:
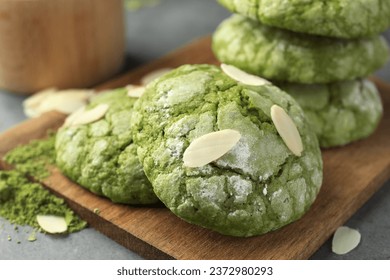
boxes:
[212,15,389,84]
[278,79,383,148]
[132,64,323,237]
[218,0,390,39]
[55,89,159,205]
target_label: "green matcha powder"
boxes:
[0,134,87,239]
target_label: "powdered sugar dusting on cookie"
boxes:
[228,176,252,203]
[263,184,268,196]
[216,139,251,174]
[157,72,212,107]
[166,138,185,159]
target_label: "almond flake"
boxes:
[57,100,87,115]
[127,85,146,98]
[332,226,361,255]
[23,88,57,118]
[23,88,57,108]
[39,96,87,115]
[141,68,172,85]
[70,104,109,126]
[36,215,68,234]
[221,63,270,86]
[24,88,94,118]
[270,105,303,156]
[55,89,94,102]
[39,89,94,114]
[183,129,241,168]
[63,106,86,127]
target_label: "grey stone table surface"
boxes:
[0,0,389,260]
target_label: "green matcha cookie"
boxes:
[212,15,389,84]
[278,79,383,148]
[218,0,390,39]
[56,88,159,205]
[132,64,323,237]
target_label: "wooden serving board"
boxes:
[1,37,390,259]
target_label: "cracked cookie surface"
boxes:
[56,88,159,205]
[279,79,383,148]
[212,15,389,84]
[132,64,323,237]
[218,0,390,39]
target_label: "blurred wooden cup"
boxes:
[0,0,125,95]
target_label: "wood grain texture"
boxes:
[1,37,389,259]
[0,0,124,94]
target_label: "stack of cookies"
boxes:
[212,0,390,147]
[56,64,324,237]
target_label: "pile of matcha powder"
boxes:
[0,133,87,242]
